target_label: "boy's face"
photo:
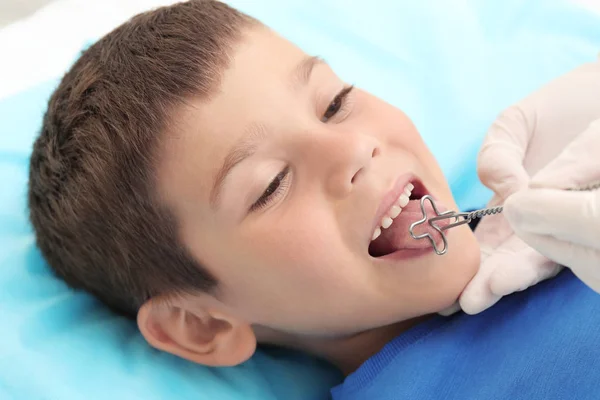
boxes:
[158,27,480,338]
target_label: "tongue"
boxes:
[369,199,449,256]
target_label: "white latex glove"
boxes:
[445,57,600,315]
[504,119,600,292]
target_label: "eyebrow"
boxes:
[209,122,268,209]
[292,55,325,88]
[209,55,324,209]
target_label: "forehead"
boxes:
[157,28,306,214]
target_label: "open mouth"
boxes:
[368,179,434,258]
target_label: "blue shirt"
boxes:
[331,270,600,400]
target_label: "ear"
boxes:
[137,296,256,367]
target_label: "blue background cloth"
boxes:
[332,270,600,400]
[1,0,600,399]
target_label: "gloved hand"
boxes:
[504,119,600,292]
[444,57,600,315]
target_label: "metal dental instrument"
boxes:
[408,195,503,256]
[409,181,600,256]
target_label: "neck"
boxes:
[265,315,433,375]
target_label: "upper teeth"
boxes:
[371,183,414,241]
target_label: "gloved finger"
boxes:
[461,210,520,315]
[438,302,461,316]
[458,268,501,315]
[473,196,515,250]
[477,105,532,199]
[531,118,600,189]
[504,189,600,249]
[514,230,600,293]
[458,244,505,315]
[460,234,542,314]
[489,249,561,296]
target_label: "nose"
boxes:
[314,130,380,198]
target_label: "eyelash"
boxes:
[321,85,354,123]
[250,166,290,212]
[249,86,354,213]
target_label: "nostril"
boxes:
[351,168,363,184]
[371,147,380,158]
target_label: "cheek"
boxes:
[363,95,429,153]
[446,226,481,293]
[372,100,446,181]
[220,209,370,329]
[232,207,358,290]
[390,113,431,160]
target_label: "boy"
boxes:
[28,1,600,398]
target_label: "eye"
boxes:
[321,85,354,123]
[250,166,290,212]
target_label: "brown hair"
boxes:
[28,0,258,317]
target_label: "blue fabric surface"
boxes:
[331,270,600,400]
[1,0,600,399]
